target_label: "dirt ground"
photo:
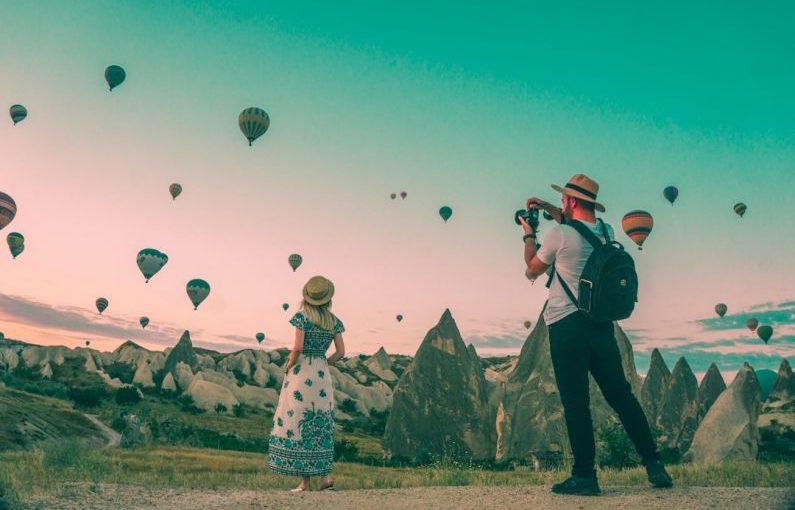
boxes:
[22,484,795,510]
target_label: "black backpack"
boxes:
[547,219,638,322]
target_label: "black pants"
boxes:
[549,311,659,476]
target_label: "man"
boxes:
[518,173,673,495]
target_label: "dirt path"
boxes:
[83,414,121,448]
[23,484,795,510]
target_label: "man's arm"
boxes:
[518,217,551,281]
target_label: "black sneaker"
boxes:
[646,460,673,488]
[551,474,601,496]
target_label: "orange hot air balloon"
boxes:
[621,210,654,250]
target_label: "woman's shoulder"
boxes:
[289,311,310,329]
[332,315,345,334]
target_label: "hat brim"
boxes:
[551,184,605,212]
[303,282,335,306]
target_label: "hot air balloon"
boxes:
[288,253,303,272]
[400,191,407,200]
[390,193,397,200]
[524,320,532,330]
[663,186,679,205]
[256,332,265,344]
[757,325,773,344]
[396,314,403,322]
[85,340,91,347]
[140,316,150,329]
[105,65,126,91]
[714,303,727,317]
[746,318,759,332]
[9,244,24,259]
[621,210,654,250]
[9,104,27,125]
[96,297,108,314]
[238,107,270,146]
[0,192,17,231]
[186,279,210,310]
[734,202,747,218]
[169,183,182,200]
[282,303,289,311]
[439,206,453,223]
[136,248,169,283]
[7,232,24,259]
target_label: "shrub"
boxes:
[233,404,245,418]
[338,398,358,415]
[67,386,106,408]
[115,386,142,405]
[104,362,136,384]
[334,439,359,461]
[215,403,227,414]
[596,421,639,469]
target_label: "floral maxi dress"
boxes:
[268,311,344,476]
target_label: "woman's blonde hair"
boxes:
[300,299,337,331]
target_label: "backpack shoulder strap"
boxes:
[597,218,611,242]
[556,272,578,307]
[567,220,605,249]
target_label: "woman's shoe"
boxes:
[290,486,309,492]
[320,481,336,491]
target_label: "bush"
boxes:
[215,403,227,414]
[597,421,639,469]
[338,398,358,415]
[334,439,359,461]
[104,362,136,384]
[0,478,20,510]
[67,386,106,408]
[233,404,245,418]
[115,386,142,405]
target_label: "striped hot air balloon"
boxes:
[714,303,727,317]
[238,107,270,146]
[733,202,747,218]
[288,253,303,272]
[9,104,27,125]
[105,65,126,91]
[663,186,679,205]
[0,192,17,231]
[746,318,759,332]
[96,297,109,314]
[621,210,654,250]
[186,279,211,310]
[282,303,289,311]
[256,332,265,344]
[400,191,407,200]
[7,232,24,259]
[136,248,169,283]
[140,316,150,329]
[169,183,182,200]
[439,206,453,223]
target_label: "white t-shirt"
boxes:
[536,219,615,325]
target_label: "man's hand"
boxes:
[517,215,535,235]
[526,197,563,224]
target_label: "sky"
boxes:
[1,1,794,377]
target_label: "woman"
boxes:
[268,275,346,492]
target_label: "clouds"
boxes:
[629,299,795,377]
[0,292,255,352]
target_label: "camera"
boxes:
[514,208,539,230]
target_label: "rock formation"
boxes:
[363,347,398,383]
[696,363,726,422]
[685,363,761,464]
[495,310,642,463]
[640,348,670,423]
[383,309,495,461]
[163,331,198,376]
[765,359,794,407]
[656,357,698,454]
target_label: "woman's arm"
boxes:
[326,334,345,364]
[284,328,304,372]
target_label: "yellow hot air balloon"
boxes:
[239,107,270,146]
[621,210,654,250]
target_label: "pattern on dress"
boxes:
[268,311,345,477]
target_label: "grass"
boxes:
[1,443,793,504]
